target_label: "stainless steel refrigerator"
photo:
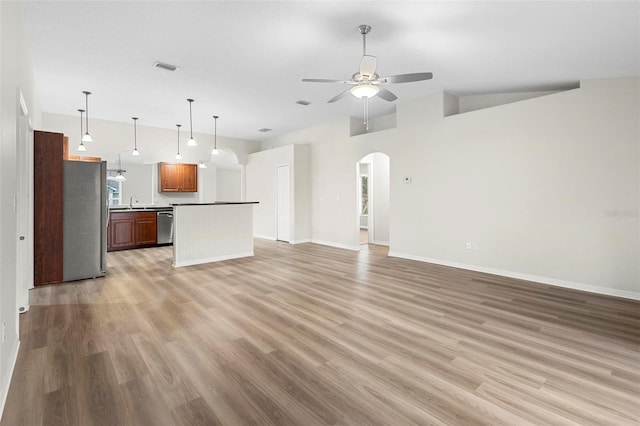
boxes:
[63,160,107,281]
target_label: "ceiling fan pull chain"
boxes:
[364,97,369,130]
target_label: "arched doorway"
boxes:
[356,152,390,248]
[201,148,244,202]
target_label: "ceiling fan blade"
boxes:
[302,78,349,84]
[377,88,398,102]
[327,89,351,103]
[380,72,433,84]
[359,55,377,79]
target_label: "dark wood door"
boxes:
[135,213,157,246]
[180,163,198,192]
[158,162,181,192]
[34,130,64,285]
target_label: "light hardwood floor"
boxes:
[2,240,639,425]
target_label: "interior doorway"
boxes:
[356,153,390,248]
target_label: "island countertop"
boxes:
[170,202,259,206]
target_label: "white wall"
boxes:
[42,114,262,206]
[246,144,311,243]
[216,168,241,201]
[262,77,640,299]
[42,113,261,166]
[0,0,40,417]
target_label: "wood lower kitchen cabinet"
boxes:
[158,162,198,192]
[108,211,157,251]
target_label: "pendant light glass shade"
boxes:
[187,98,197,146]
[198,161,207,169]
[131,117,140,156]
[81,91,93,142]
[175,124,182,160]
[77,108,87,151]
[211,115,220,155]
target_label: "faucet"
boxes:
[129,195,138,209]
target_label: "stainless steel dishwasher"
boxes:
[157,211,174,244]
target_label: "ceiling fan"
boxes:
[302,25,433,105]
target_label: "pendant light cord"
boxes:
[176,124,181,154]
[133,117,138,150]
[213,115,219,149]
[188,99,194,139]
[78,109,84,138]
[83,91,91,134]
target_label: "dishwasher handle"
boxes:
[157,212,173,218]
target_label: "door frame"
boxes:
[275,163,291,242]
[16,91,33,314]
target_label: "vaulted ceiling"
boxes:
[25,1,640,141]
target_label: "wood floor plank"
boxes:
[2,240,639,425]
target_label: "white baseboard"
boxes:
[312,239,359,251]
[254,234,276,241]
[0,340,20,421]
[290,239,311,245]
[388,251,640,301]
[371,240,390,246]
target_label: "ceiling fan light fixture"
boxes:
[350,83,379,99]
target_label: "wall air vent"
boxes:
[258,128,272,133]
[296,100,311,106]
[153,61,180,72]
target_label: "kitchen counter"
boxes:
[110,206,173,212]
[169,202,259,206]
[172,202,258,267]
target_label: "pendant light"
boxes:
[131,117,140,156]
[211,115,220,155]
[77,109,87,151]
[114,152,126,181]
[81,91,93,142]
[198,161,207,169]
[187,98,196,146]
[175,124,182,160]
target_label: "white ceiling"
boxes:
[25,1,640,141]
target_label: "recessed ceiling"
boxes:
[24,1,640,141]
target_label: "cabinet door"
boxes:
[180,163,198,192]
[135,214,157,246]
[158,162,181,192]
[108,218,135,249]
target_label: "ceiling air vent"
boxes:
[296,100,311,106]
[153,61,180,72]
[258,128,272,133]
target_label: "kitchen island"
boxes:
[171,202,258,267]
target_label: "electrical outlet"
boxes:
[1,321,6,343]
